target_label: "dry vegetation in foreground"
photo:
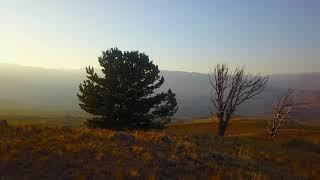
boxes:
[1,119,320,179]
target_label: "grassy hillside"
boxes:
[0,112,87,127]
[167,118,320,139]
[1,119,320,179]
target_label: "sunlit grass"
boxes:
[1,121,319,179]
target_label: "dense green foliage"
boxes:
[78,48,178,129]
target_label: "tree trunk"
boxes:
[218,127,226,136]
[271,132,277,142]
[218,117,227,136]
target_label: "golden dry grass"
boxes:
[0,118,320,179]
[167,118,320,140]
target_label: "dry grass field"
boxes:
[167,118,320,142]
[1,118,320,179]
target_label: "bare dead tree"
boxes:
[209,64,269,136]
[266,89,303,142]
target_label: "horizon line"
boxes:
[1,62,320,76]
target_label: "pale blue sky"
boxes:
[0,0,320,74]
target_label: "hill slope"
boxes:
[0,64,320,121]
[1,121,320,179]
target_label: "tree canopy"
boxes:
[78,48,178,129]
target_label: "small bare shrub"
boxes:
[266,89,306,142]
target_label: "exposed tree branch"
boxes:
[266,89,307,142]
[209,64,269,136]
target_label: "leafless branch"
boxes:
[209,64,269,136]
[266,89,305,142]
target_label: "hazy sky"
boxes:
[1,0,320,74]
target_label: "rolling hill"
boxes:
[0,63,320,122]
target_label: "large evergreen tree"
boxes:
[78,48,178,129]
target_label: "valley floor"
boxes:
[1,119,320,179]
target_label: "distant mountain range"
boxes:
[0,63,319,122]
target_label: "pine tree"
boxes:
[78,48,178,129]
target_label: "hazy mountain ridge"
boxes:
[270,73,320,90]
[0,64,320,120]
